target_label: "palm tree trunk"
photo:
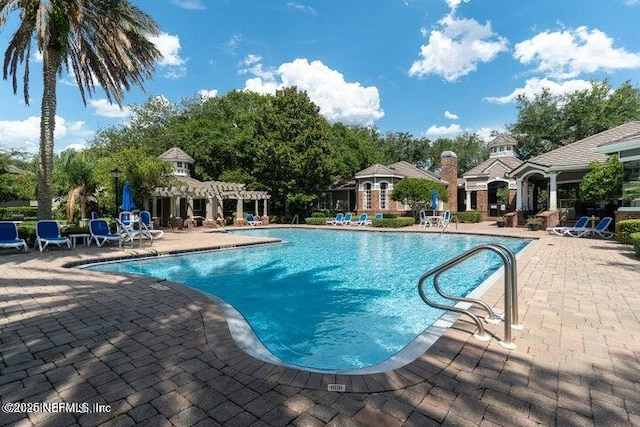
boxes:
[37,51,57,219]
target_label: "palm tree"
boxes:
[55,149,97,223]
[1,0,161,219]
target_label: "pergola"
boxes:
[149,181,270,225]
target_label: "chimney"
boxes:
[440,151,458,212]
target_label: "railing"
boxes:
[417,243,522,349]
[290,214,299,227]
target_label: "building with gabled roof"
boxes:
[149,147,270,227]
[320,157,456,215]
[462,134,522,217]
[508,121,640,225]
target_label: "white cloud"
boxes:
[445,0,470,12]
[286,2,316,14]
[0,116,94,153]
[222,34,242,55]
[483,77,593,104]
[424,123,462,137]
[514,26,640,79]
[198,89,218,99]
[475,127,501,142]
[444,110,459,120]
[409,14,509,81]
[90,99,131,118]
[169,0,206,10]
[149,32,188,79]
[241,57,384,126]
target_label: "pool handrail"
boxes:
[417,243,521,349]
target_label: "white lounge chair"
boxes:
[418,210,429,227]
[140,211,164,239]
[89,219,121,247]
[351,213,369,226]
[35,220,71,252]
[546,216,589,236]
[336,212,353,225]
[247,213,262,226]
[326,213,344,225]
[0,222,28,252]
[566,217,614,239]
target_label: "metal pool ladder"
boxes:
[417,243,523,349]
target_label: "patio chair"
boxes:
[247,213,262,226]
[441,211,452,226]
[566,217,613,239]
[0,222,28,252]
[119,211,134,231]
[326,213,344,225]
[115,218,153,248]
[139,211,164,239]
[373,213,383,221]
[89,219,121,247]
[351,213,369,226]
[418,210,429,227]
[546,216,589,236]
[35,220,71,252]
[336,212,353,225]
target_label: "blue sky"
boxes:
[1,0,639,154]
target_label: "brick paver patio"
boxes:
[1,224,639,426]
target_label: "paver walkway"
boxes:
[0,224,639,426]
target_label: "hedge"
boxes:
[453,211,482,223]
[631,232,640,258]
[305,217,329,225]
[372,217,415,228]
[616,219,640,244]
[0,206,37,219]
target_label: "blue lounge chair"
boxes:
[326,213,344,225]
[89,219,121,247]
[351,213,369,226]
[140,211,164,239]
[546,216,589,236]
[0,222,28,252]
[566,217,613,239]
[336,212,353,225]
[247,213,262,226]
[374,213,383,221]
[119,211,134,231]
[35,220,71,252]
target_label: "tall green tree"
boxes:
[508,80,640,160]
[391,177,448,219]
[253,87,333,215]
[426,133,489,174]
[579,155,624,204]
[1,0,161,219]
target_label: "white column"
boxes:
[187,196,194,218]
[465,191,472,211]
[173,197,180,217]
[255,199,259,215]
[549,172,558,210]
[206,196,214,220]
[236,198,244,220]
[262,199,268,217]
[515,179,523,210]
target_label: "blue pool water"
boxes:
[84,229,530,372]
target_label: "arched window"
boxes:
[379,182,389,210]
[363,182,372,210]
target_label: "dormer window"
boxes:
[177,162,183,168]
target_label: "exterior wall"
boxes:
[476,190,489,218]
[440,153,458,212]
[615,209,640,224]
[509,189,517,209]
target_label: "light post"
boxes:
[111,168,122,217]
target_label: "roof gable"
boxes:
[158,147,195,163]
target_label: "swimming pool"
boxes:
[84,229,531,372]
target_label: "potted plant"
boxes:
[526,216,544,231]
[496,216,506,227]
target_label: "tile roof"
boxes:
[464,156,523,177]
[158,147,195,163]
[354,163,404,179]
[526,121,640,167]
[488,134,517,148]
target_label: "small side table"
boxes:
[68,233,91,248]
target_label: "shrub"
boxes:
[61,224,90,236]
[454,211,482,223]
[616,219,640,244]
[310,212,326,218]
[372,217,415,228]
[0,206,38,219]
[631,232,640,258]
[382,213,398,219]
[305,217,328,225]
[17,224,36,246]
